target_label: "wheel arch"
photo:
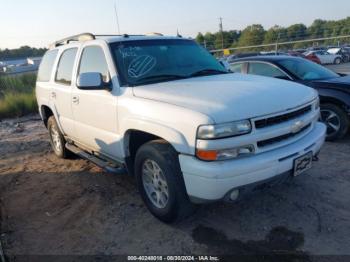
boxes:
[319,91,350,114]
[121,119,192,175]
[39,103,65,134]
[40,104,54,127]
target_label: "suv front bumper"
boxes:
[179,122,326,203]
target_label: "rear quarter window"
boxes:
[37,49,59,82]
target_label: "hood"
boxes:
[311,75,350,93]
[132,73,317,123]
[313,75,350,85]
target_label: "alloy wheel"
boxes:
[321,109,341,136]
[142,159,169,209]
[50,125,62,153]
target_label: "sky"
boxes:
[1,0,350,49]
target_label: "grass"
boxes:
[0,73,37,119]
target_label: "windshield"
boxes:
[110,39,227,86]
[278,58,339,81]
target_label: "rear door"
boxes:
[317,51,331,64]
[323,52,334,64]
[71,43,122,160]
[51,47,78,137]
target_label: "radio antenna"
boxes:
[114,0,121,34]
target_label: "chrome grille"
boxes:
[257,123,312,148]
[255,105,312,129]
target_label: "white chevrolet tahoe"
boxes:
[36,33,327,222]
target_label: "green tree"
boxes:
[286,24,307,41]
[307,19,327,38]
[196,33,205,46]
[264,25,287,44]
[0,46,47,60]
[237,24,265,50]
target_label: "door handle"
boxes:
[51,92,56,99]
[72,96,79,104]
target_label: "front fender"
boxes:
[318,89,350,112]
[121,117,193,155]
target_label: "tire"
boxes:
[47,116,70,158]
[134,140,194,223]
[334,57,341,65]
[320,103,349,141]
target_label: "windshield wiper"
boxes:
[134,74,188,84]
[189,69,229,77]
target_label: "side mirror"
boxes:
[77,72,111,91]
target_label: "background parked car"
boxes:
[227,52,261,63]
[260,51,289,56]
[303,51,322,64]
[229,56,350,141]
[292,48,307,54]
[288,51,307,58]
[327,47,350,63]
[305,50,342,65]
[306,46,327,52]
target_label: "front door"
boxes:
[71,44,122,160]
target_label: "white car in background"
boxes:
[305,50,342,65]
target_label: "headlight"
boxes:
[197,120,252,139]
[196,145,255,161]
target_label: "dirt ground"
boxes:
[0,115,350,260]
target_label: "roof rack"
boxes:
[50,33,166,48]
[95,34,145,38]
[50,33,95,48]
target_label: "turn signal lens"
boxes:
[196,145,254,161]
[196,150,218,161]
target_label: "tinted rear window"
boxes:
[37,49,58,82]
[55,48,78,85]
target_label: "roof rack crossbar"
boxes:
[50,33,96,48]
[50,33,166,48]
[94,34,145,38]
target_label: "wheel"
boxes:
[334,57,341,65]
[47,116,70,158]
[320,104,349,141]
[134,140,194,223]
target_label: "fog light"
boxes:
[230,190,240,201]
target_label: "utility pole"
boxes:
[219,17,224,49]
[275,32,281,54]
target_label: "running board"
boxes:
[65,143,126,175]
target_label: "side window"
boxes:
[37,49,58,82]
[248,62,287,78]
[230,63,244,73]
[55,48,78,85]
[78,46,110,83]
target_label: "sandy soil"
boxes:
[0,115,349,260]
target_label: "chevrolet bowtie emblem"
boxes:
[291,120,304,134]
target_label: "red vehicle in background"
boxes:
[303,51,322,64]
